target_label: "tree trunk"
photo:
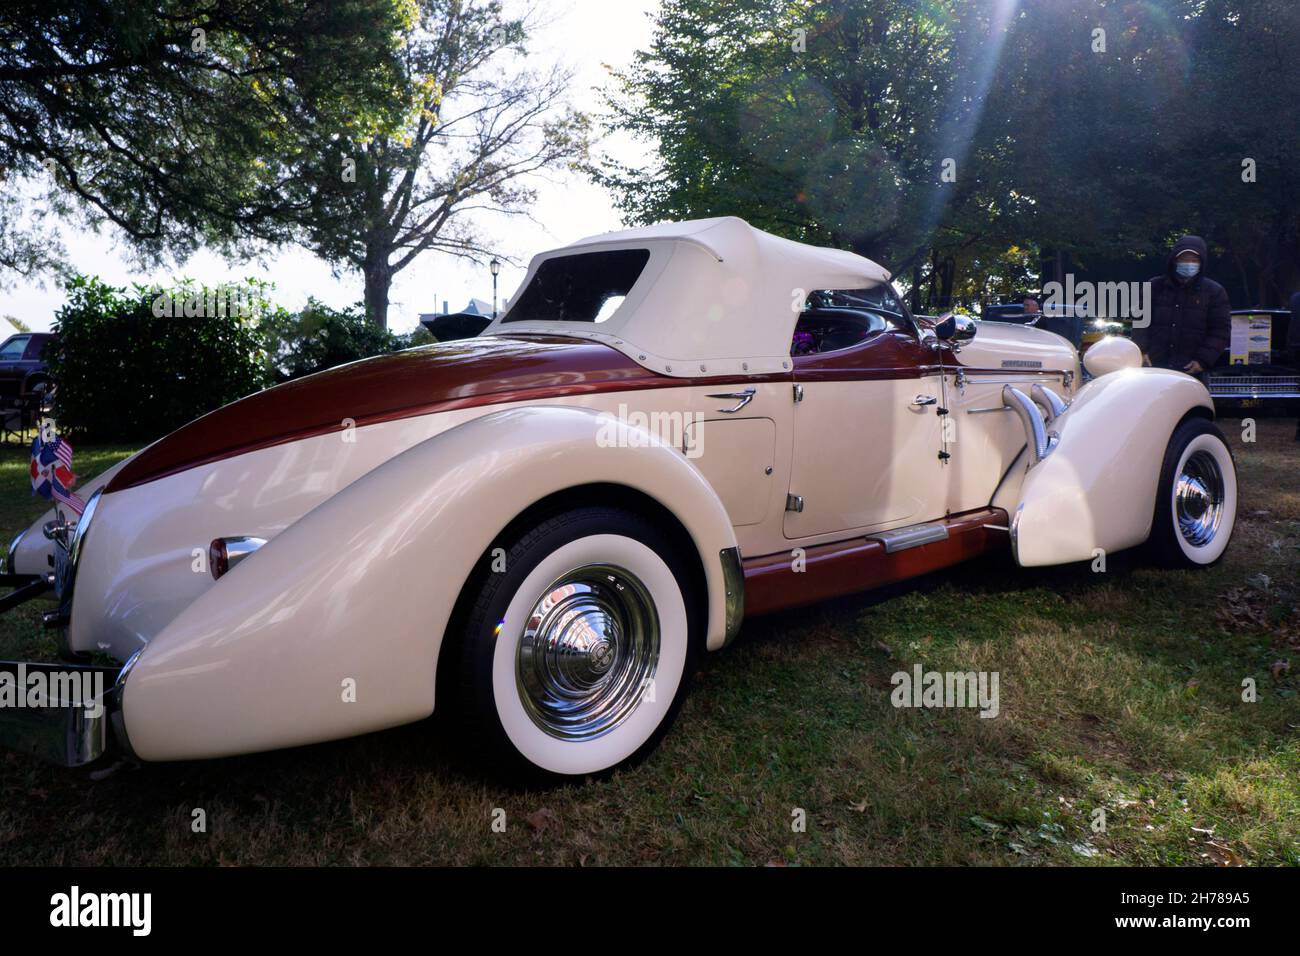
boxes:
[362,254,393,330]
[938,256,955,310]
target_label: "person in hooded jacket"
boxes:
[1292,291,1300,442]
[1132,235,1231,377]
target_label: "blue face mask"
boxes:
[1176,261,1201,279]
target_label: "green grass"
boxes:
[0,421,1297,866]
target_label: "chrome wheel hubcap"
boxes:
[1175,450,1225,548]
[516,564,659,741]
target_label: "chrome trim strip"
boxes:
[1010,504,1024,566]
[866,522,949,554]
[4,527,25,574]
[108,647,143,762]
[707,388,756,413]
[1208,390,1300,399]
[68,488,103,574]
[720,547,744,647]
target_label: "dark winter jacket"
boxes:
[1131,235,1232,370]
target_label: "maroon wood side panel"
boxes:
[107,335,788,491]
[742,508,1010,617]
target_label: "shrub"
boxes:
[261,298,405,382]
[48,276,273,443]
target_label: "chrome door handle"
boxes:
[911,395,938,407]
[708,388,756,413]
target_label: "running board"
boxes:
[866,523,949,553]
[742,508,1009,617]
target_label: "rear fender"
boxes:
[120,405,738,761]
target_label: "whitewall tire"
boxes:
[1150,418,1237,567]
[451,507,698,783]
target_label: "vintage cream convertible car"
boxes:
[1,217,1237,780]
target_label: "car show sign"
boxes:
[1229,313,1273,366]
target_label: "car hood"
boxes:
[106,334,658,492]
[959,320,1079,375]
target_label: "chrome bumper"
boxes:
[0,659,125,766]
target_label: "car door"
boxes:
[784,289,949,541]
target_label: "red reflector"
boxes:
[208,539,229,580]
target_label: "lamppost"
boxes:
[490,257,501,319]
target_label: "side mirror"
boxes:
[934,312,977,343]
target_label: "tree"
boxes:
[0,0,414,278]
[1174,0,1300,305]
[592,1,1019,279]
[594,0,1300,309]
[288,0,589,328]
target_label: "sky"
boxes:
[0,0,662,335]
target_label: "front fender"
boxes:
[998,368,1214,567]
[120,404,738,761]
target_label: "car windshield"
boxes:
[805,284,906,319]
[0,335,30,359]
[503,249,651,324]
[792,283,909,355]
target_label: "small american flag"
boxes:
[54,436,73,469]
[31,432,84,516]
[52,483,86,516]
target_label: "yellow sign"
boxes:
[1229,314,1272,366]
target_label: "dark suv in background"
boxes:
[0,331,56,410]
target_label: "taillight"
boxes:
[208,536,267,580]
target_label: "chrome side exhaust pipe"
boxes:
[1003,386,1058,468]
[1030,383,1068,423]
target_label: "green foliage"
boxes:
[0,0,416,273]
[592,0,996,265]
[261,298,405,382]
[48,276,273,443]
[47,276,426,442]
[596,0,1300,307]
[402,325,436,349]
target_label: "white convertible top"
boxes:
[481,216,893,377]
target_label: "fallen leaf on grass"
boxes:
[1202,841,1245,867]
[526,808,557,833]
